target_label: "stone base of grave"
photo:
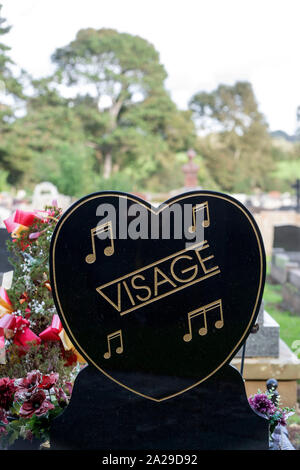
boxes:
[232,339,300,408]
[235,310,279,358]
[50,364,269,450]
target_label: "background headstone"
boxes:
[273,224,300,252]
[0,227,13,274]
[32,181,59,209]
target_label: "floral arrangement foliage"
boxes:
[248,388,295,436]
[0,204,84,447]
[0,370,73,447]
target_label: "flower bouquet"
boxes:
[0,204,85,449]
[0,370,73,449]
[248,388,295,447]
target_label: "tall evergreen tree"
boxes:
[0,5,26,186]
[189,81,274,192]
[0,4,24,121]
[51,28,196,185]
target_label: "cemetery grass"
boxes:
[265,259,300,358]
[263,280,300,358]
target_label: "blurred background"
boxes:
[0,0,299,205]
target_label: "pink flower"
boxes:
[19,389,54,418]
[54,387,68,407]
[64,382,73,396]
[249,393,276,416]
[0,426,7,437]
[278,412,287,426]
[0,407,8,424]
[14,370,42,400]
[28,232,42,240]
[0,378,16,410]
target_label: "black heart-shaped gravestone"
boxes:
[49,190,265,401]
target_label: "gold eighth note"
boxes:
[189,201,210,233]
[183,298,224,342]
[85,221,115,264]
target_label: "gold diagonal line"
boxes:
[96,240,207,291]
[119,268,221,316]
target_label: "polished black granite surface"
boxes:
[50,191,265,401]
[49,190,268,449]
[50,364,269,450]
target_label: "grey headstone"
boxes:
[274,253,290,268]
[270,252,299,284]
[271,247,284,263]
[273,224,300,252]
[0,228,13,273]
[288,269,300,289]
[282,281,300,315]
[235,311,280,358]
[256,300,264,326]
[284,251,300,263]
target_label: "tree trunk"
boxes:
[102,96,124,179]
[103,152,112,179]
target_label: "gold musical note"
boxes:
[103,329,124,359]
[183,298,224,342]
[189,201,210,233]
[85,221,115,264]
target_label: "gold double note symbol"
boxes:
[85,221,115,264]
[183,298,224,342]
[189,201,210,233]
[103,329,124,359]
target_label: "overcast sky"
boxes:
[1,0,300,134]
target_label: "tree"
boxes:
[0,26,197,193]
[189,81,274,192]
[189,81,266,135]
[0,5,25,185]
[0,78,98,193]
[51,28,196,185]
[0,4,24,121]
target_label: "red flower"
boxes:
[0,426,7,437]
[62,349,78,367]
[0,378,16,411]
[14,370,42,400]
[0,407,8,424]
[19,292,29,305]
[19,389,54,418]
[38,373,59,390]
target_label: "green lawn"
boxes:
[263,271,300,359]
